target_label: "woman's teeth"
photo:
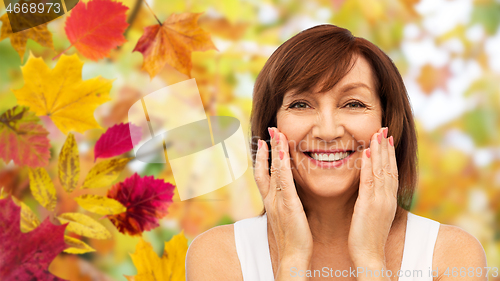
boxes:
[309,152,352,162]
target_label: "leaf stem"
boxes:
[123,0,142,38]
[141,0,162,26]
[53,44,73,61]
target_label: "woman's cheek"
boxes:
[277,112,314,141]
[342,112,381,148]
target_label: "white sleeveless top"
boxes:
[234,212,440,281]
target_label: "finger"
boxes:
[269,127,280,198]
[380,127,392,196]
[254,139,271,199]
[388,135,399,199]
[275,129,299,200]
[359,147,374,198]
[371,128,384,196]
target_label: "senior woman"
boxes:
[186,25,487,281]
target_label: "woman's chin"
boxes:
[301,177,356,198]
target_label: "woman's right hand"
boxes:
[254,127,313,267]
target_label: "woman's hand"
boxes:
[348,127,398,269]
[254,127,313,269]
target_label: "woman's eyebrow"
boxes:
[286,90,313,99]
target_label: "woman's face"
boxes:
[276,55,382,198]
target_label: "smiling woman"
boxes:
[186,24,487,281]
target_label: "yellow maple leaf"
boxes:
[126,231,188,281]
[12,53,113,134]
[0,13,54,63]
[133,12,217,79]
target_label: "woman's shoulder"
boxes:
[186,224,242,281]
[432,223,487,280]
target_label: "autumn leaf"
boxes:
[133,12,217,78]
[59,133,80,193]
[417,64,452,95]
[0,106,51,167]
[74,194,126,215]
[0,13,54,63]
[125,231,188,281]
[12,53,113,134]
[82,157,131,189]
[64,235,96,254]
[28,167,57,212]
[57,212,111,239]
[0,197,68,281]
[107,173,175,236]
[198,17,249,41]
[159,230,188,280]
[63,0,129,61]
[94,122,142,161]
[0,187,41,232]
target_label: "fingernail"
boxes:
[279,150,284,160]
[383,127,388,138]
[276,132,280,144]
[377,133,382,144]
[258,140,263,149]
[366,148,371,158]
[268,127,274,139]
[389,136,394,146]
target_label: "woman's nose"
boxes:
[312,110,345,143]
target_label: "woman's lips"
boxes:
[303,151,355,168]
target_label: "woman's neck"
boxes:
[301,189,358,247]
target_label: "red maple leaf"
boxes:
[107,173,175,236]
[63,0,129,61]
[94,122,142,161]
[0,197,68,281]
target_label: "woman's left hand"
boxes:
[348,127,399,269]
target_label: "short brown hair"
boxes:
[250,24,418,215]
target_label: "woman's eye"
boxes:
[346,102,365,109]
[290,102,310,109]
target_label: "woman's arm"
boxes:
[186,225,243,281]
[433,224,488,281]
[185,224,312,281]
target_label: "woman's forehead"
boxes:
[285,82,374,98]
[283,56,377,99]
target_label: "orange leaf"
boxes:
[133,12,217,78]
[417,64,452,95]
[63,0,129,61]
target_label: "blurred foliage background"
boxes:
[1,0,499,280]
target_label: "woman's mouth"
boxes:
[303,150,355,168]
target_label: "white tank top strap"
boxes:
[398,212,440,281]
[234,213,274,281]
